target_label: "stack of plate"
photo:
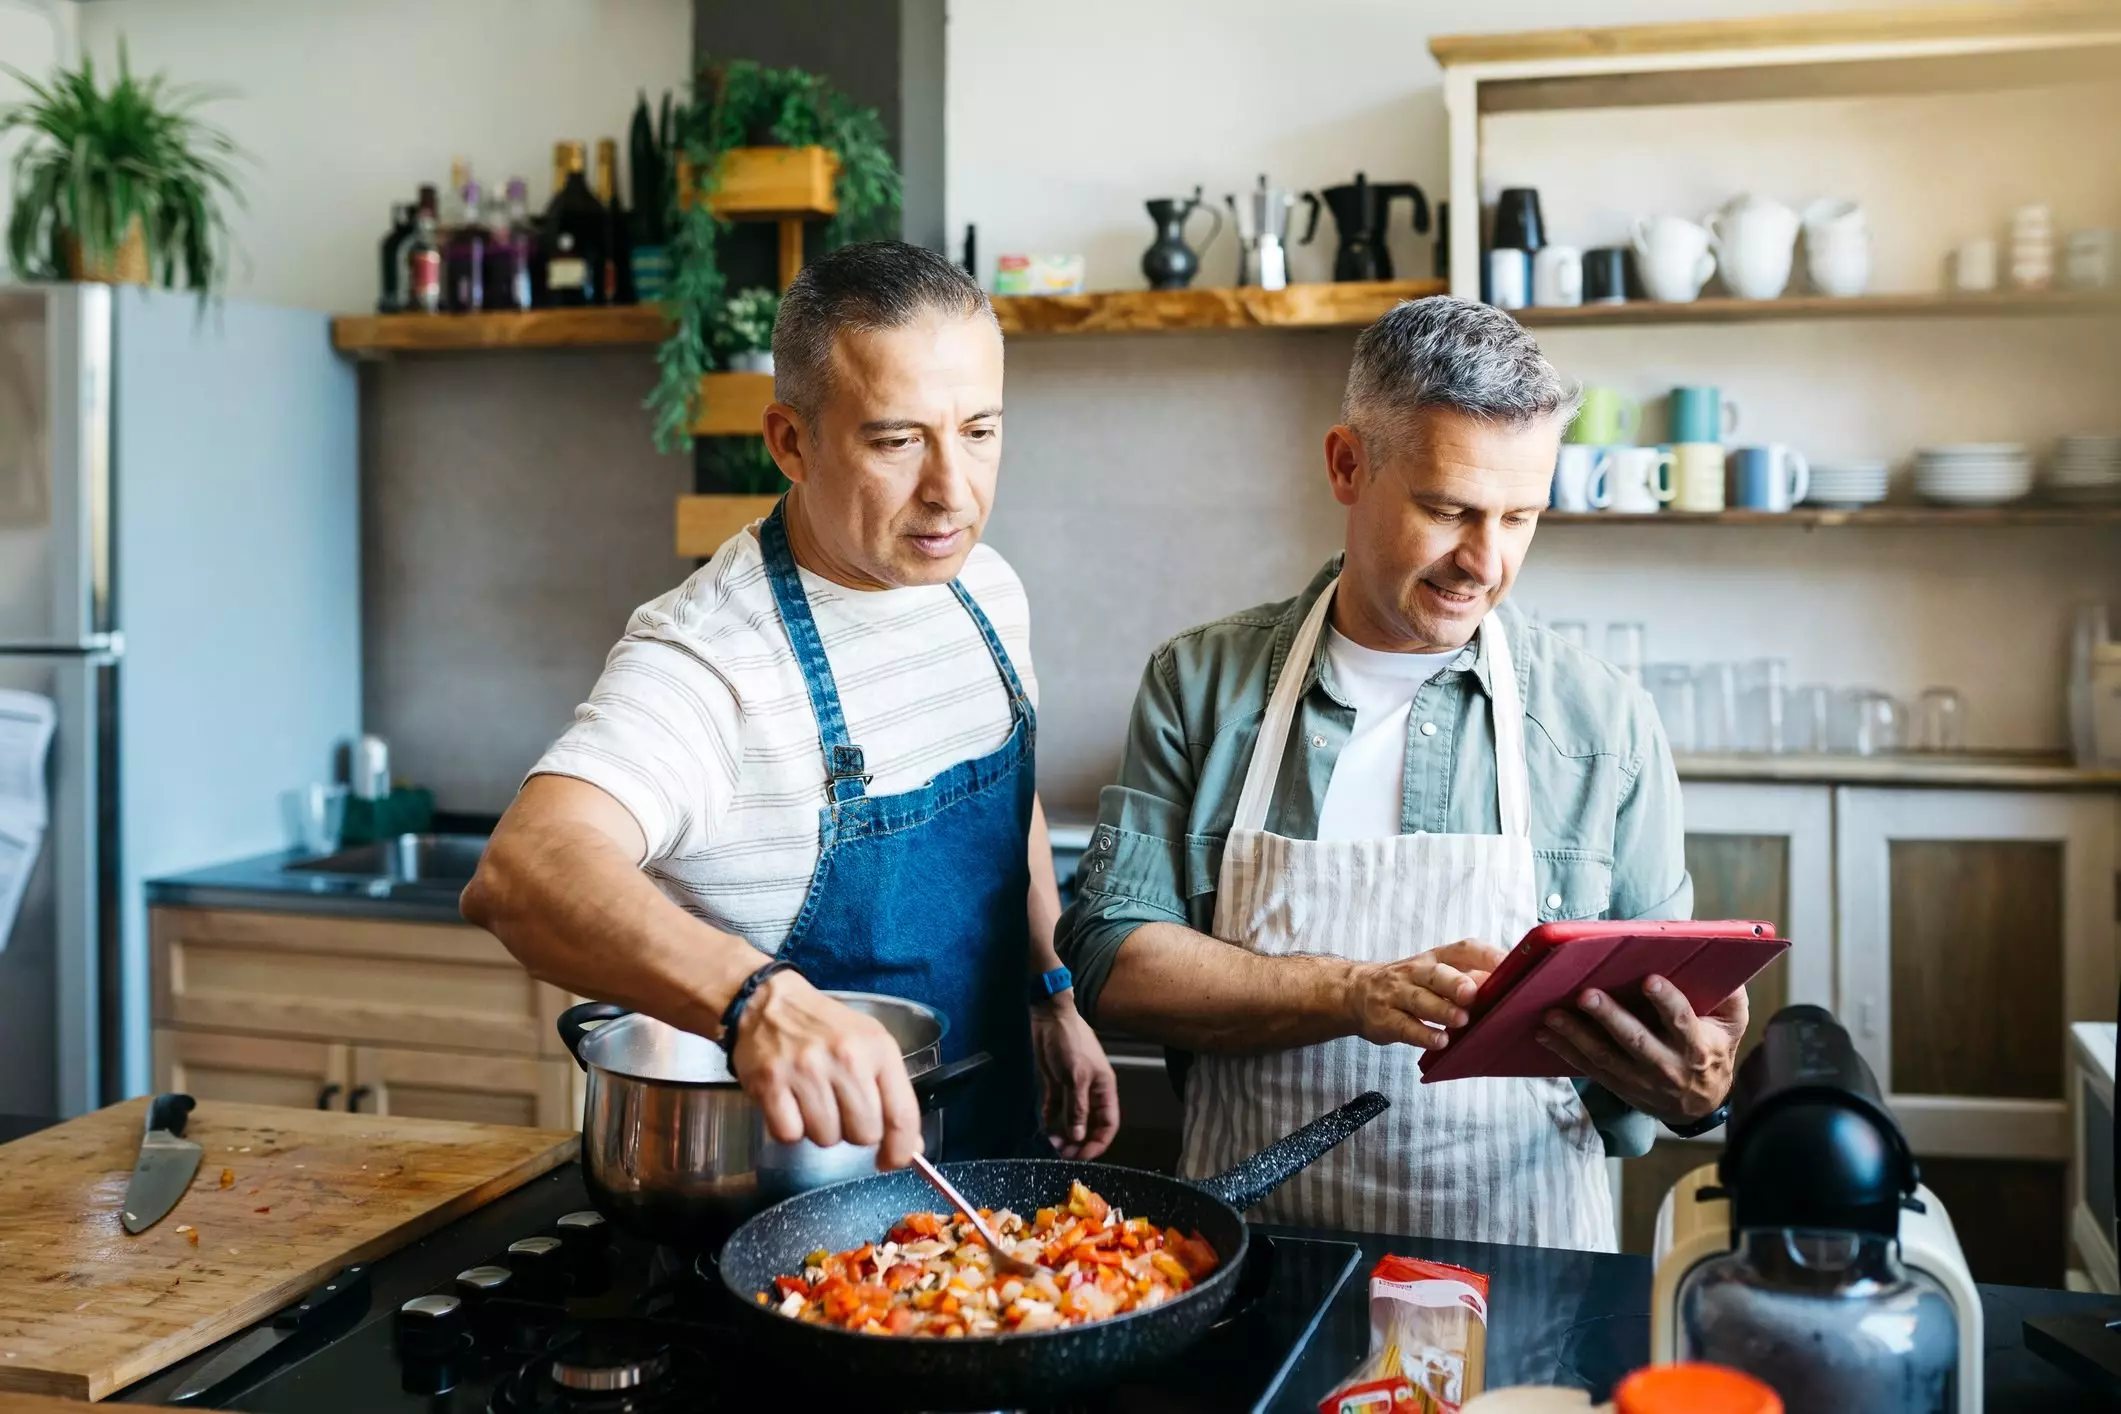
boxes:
[1913,444,2034,506]
[1805,462,1889,508]
[2047,435,2121,503]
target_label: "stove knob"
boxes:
[507,1235,566,1299]
[454,1263,514,1305]
[554,1210,609,1249]
[394,1293,466,1360]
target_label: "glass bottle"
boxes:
[444,180,488,312]
[482,178,535,313]
[376,202,414,312]
[444,157,472,231]
[594,137,635,305]
[537,141,606,307]
[405,185,443,315]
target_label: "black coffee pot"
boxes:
[1140,186,1223,291]
[1301,173,1430,282]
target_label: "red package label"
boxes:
[1318,1375,1418,1414]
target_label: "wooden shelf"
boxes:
[1429,3,2121,69]
[1676,751,2121,790]
[676,494,778,558]
[1542,506,2121,527]
[332,307,668,355]
[691,371,774,437]
[1516,288,2119,328]
[991,279,1446,336]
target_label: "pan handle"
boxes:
[911,1051,991,1112]
[557,1002,631,1071]
[1193,1090,1389,1213]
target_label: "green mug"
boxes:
[1566,386,1638,445]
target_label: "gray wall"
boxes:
[360,353,692,815]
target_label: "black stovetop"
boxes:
[127,1170,1357,1414]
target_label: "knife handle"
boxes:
[275,1265,370,1332]
[146,1093,195,1137]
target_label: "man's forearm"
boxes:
[462,810,763,1039]
[1026,795,1064,974]
[1093,921,1360,1052]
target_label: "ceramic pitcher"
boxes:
[1631,215,1717,303]
[1704,195,1799,301]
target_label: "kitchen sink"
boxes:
[287,833,488,884]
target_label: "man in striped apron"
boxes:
[1056,298,1746,1250]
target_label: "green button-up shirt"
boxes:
[1056,555,1694,1159]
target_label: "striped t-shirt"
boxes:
[531,525,1037,952]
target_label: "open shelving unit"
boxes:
[1541,506,2121,528]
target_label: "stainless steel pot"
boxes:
[557,995,988,1249]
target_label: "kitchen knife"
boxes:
[167,1264,371,1406]
[120,1093,201,1234]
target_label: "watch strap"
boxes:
[1030,965,1073,1005]
[1666,1101,1730,1139]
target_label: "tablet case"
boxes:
[1419,919,1788,1082]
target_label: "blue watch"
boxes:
[1030,965,1073,1005]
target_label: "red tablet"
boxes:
[1418,919,1788,1082]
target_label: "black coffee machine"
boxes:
[1301,173,1429,282]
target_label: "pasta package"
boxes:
[1317,1255,1491,1414]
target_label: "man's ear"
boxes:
[1324,424,1368,508]
[761,403,810,485]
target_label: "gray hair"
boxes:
[1339,296,1577,459]
[772,241,999,423]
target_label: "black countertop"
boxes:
[0,1114,2105,1411]
[144,849,469,923]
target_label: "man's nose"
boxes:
[919,430,972,508]
[1453,523,1504,588]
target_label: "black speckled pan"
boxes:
[714,1091,1387,1409]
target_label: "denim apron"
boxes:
[758,502,1040,1160]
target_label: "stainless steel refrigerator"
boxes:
[0,284,360,1118]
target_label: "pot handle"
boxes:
[557,1001,631,1071]
[911,1051,992,1113]
[1193,1090,1389,1213]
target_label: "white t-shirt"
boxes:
[531,525,1036,952]
[1314,627,1461,842]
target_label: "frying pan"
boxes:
[715,1090,1387,1408]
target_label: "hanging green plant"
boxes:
[646,58,900,453]
[0,41,247,290]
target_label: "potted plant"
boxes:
[0,44,245,289]
[647,58,900,452]
[716,286,778,372]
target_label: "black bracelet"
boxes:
[1666,1101,1731,1139]
[718,959,799,1068]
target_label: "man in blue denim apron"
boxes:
[469,243,1118,1169]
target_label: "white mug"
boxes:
[1484,248,1530,309]
[1802,198,1867,242]
[1704,194,1798,301]
[1953,239,1998,293]
[1551,444,1611,512]
[1532,245,1583,307]
[1604,447,1676,513]
[1807,231,1871,297]
[2066,229,2118,289]
[1631,216,1717,303]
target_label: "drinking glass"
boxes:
[1551,620,1588,651]
[1646,664,1697,752]
[1790,685,1834,754]
[1605,622,1646,684]
[1837,690,1904,756]
[292,783,348,856]
[1694,664,1740,753]
[1913,687,1966,752]
[1738,658,1790,753]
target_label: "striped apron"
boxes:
[1177,577,1616,1251]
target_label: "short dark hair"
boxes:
[772,241,998,421]
[1341,296,1577,459]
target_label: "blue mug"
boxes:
[1669,386,1739,444]
[1728,444,1812,512]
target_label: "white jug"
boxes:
[1802,199,1871,297]
[1631,216,1717,303]
[1704,194,1799,301]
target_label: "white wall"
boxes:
[70,0,693,311]
[950,0,2121,810]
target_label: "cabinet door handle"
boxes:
[346,1085,373,1114]
[316,1083,342,1110]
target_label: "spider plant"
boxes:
[0,42,246,289]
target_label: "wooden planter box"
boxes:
[685,145,839,219]
[690,371,776,437]
[676,494,781,558]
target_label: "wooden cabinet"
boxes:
[150,906,583,1130]
[1835,788,2117,1162]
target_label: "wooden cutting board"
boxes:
[0,1097,577,1400]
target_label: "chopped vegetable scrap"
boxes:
[762,1180,1220,1338]
[218,1168,234,1189]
